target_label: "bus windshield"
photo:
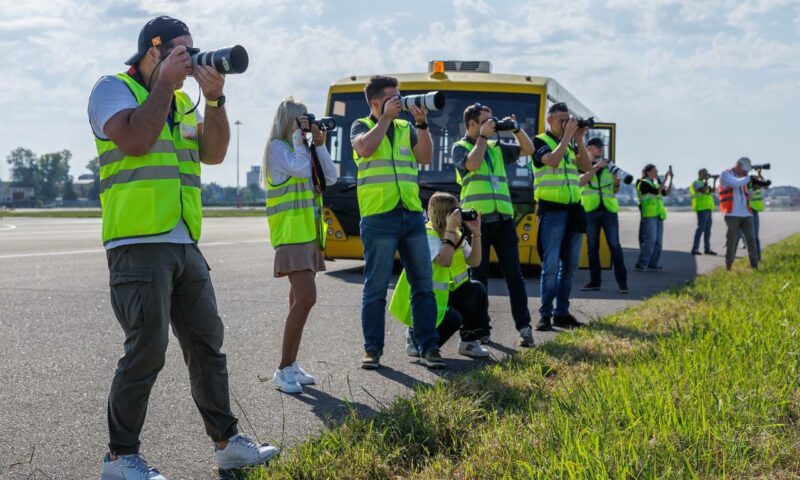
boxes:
[325,90,541,188]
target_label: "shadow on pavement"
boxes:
[290,386,377,428]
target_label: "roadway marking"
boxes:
[0,224,17,232]
[0,238,269,260]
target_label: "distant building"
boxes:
[0,182,35,204]
[74,174,96,199]
[246,165,261,188]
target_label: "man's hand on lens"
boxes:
[479,118,496,137]
[194,65,225,100]
[409,105,428,124]
[446,210,462,232]
[159,45,191,88]
[310,123,326,147]
[297,116,311,133]
[464,213,481,234]
[381,96,402,121]
[564,117,579,140]
[594,159,608,170]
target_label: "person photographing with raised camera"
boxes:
[635,164,672,271]
[720,157,759,271]
[452,103,535,347]
[350,75,444,370]
[690,168,717,256]
[579,137,628,293]
[532,102,592,332]
[88,16,275,479]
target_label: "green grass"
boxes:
[246,234,800,479]
[0,208,265,218]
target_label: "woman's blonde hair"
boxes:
[261,96,308,187]
[428,192,459,236]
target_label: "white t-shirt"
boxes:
[87,75,204,249]
[265,131,338,186]
[427,232,472,263]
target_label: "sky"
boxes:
[1,0,798,188]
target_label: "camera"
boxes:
[492,117,519,132]
[457,208,478,222]
[399,91,446,112]
[304,114,337,132]
[607,163,634,184]
[708,174,720,180]
[188,45,249,74]
[752,163,771,170]
[575,116,595,129]
[751,177,772,188]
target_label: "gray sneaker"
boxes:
[216,434,279,470]
[422,348,446,369]
[100,453,166,480]
[405,328,420,357]
[519,325,534,347]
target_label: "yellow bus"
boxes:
[321,60,615,268]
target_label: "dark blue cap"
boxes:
[125,16,191,66]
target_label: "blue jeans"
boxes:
[586,209,627,286]
[637,217,663,268]
[692,210,712,252]
[537,210,583,317]
[360,208,438,354]
[753,210,761,259]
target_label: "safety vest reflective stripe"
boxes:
[462,192,512,203]
[357,173,418,186]
[266,182,311,199]
[533,168,570,177]
[357,159,417,170]
[266,197,317,216]
[536,179,581,188]
[432,280,450,290]
[452,270,469,289]
[99,165,181,193]
[460,174,492,185]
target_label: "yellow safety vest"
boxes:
[690,180,714,212]
[353,117,421,217]
[454,139,513,216]
[749,185,764,212]
[389,225,470,327]
[265,140,325,249]
[637,178,667,220]
[581,166,619,213]
[94,73,201,244]
[532,133,581,204]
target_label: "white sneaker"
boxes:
[100,453,166,480]
[405,328,420,357]
[215,434,279,470]
[272,367,302,394]
[292,362,315,385]
[458,340,490,358]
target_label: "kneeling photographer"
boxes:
[452,103,535,347]
[390,192,491,359]
[579,138,628,293]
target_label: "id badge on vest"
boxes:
[491,175,501,191]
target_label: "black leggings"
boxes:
[436,280,491,346]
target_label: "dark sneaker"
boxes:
[618,282,629,293]
[535,316,553,332]
[648,266,664,271]
[360,351,381,370]
[553,314,585,329]
[691,250,702,255]
[634,264,647,271]
[519,325,534,347]
[581,282,601,291]
[705,250,718,255]
[421,349,446,369]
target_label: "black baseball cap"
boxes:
[587,137,604,148]
[548,102,569,114]
[125,16,191,66]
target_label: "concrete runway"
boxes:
[1,210,798,479]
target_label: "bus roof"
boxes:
[330,71,597,119]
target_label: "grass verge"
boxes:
[0,208,265,218]
[247,234,800,479]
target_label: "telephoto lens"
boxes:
[399,91,446,112]
[189,45,249,74]
[493,117,519,132]
[305,114,337,132]
[752,163,771,170]
[607,164,634,184]
[575,116,595,129]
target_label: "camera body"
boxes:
[304,114,337,132]
[398,91,446,112]
[606,163,634,184]
[187,45,249,74]
[457,208,479,222]
[492,117,519,132]
[751,177,772,188]
[575,116,595,129]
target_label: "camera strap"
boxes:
[303,137,326,194]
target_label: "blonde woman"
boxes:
[262,97,337,393]
[390,192,491,358]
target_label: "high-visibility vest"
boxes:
[265,140,325,249]
[532,133,581,205]
[389,225,470,327]
[749,184,764,212]
[690,180,714,212]
[581,166,619,213]
[719,169,751,215]
[637,178,667,220]
[352,117,421,217]
[94,73,201,244]
[454,139,513,216]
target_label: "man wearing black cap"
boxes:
[579,137,628,293]
[89,17,276,479]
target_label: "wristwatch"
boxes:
[206,95,226,108]
[415,121,428,130]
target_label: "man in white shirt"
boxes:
[719,157,758,271]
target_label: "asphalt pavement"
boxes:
[1,210,798,479]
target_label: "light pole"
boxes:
[234,120,242,208]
